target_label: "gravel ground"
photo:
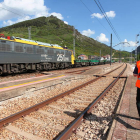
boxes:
[0,63,127,139]
[0,75,95,119]
[0,128,29,140]
[68,79,126,140]
[68,76,127,139]
[0,76,117,139]
[0,63,123,120]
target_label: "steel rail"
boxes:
[0,64,123,129]
[55,64,127,140]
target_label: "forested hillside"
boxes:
[0,16,129,60]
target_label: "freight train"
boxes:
[0,35,112,75]
[75,57,112,67]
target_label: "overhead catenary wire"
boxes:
[0,3,26,17]
[94,0,122,42]
[0,6,25,18]
[97,0,122,42]
[79,0,110,34]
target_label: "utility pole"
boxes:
[131,48,133,64]
[73,26,75,57]
[135,34,139,63]
[110,34,112,65]
[28,26,31,40]
[119,49,121,63]
[120,50,122,62]
[129,52,131,64]
[131,51,132,64]
[119,50,120,63]
[100,49,101,58]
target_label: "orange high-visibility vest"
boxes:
[136,60,140,88]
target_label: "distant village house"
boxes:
[78,54,88,60]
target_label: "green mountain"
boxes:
[0,16,129,61]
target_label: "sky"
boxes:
[0,0,139,52]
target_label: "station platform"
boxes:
[107,75,140,140]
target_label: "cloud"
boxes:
[106,11,116,18]
[81,29,95,37]
[0,0,49,20]
[3,16,31,26]
[50,12,63,20]
[64,21,68,25]
[96,33,109,42]
[91,13,104,19]
[91,11,116,19]
[123,39,137,47]
[0,0,64,26]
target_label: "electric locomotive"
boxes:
[0,36,75,74]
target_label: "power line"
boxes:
[97,0,122,42]
[0,6,25,18]
[0,3,26,17]
[95,0,121,40]
[79,0,110,34]
[94,0,122,42]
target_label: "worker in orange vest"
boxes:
[133,61,140,117]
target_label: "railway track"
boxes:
[65,68,91,74]
[56,64,127,140]
[0,64,101,83]
[47,63,114,75]
[0,63,117,83]
[0,63,126,139]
